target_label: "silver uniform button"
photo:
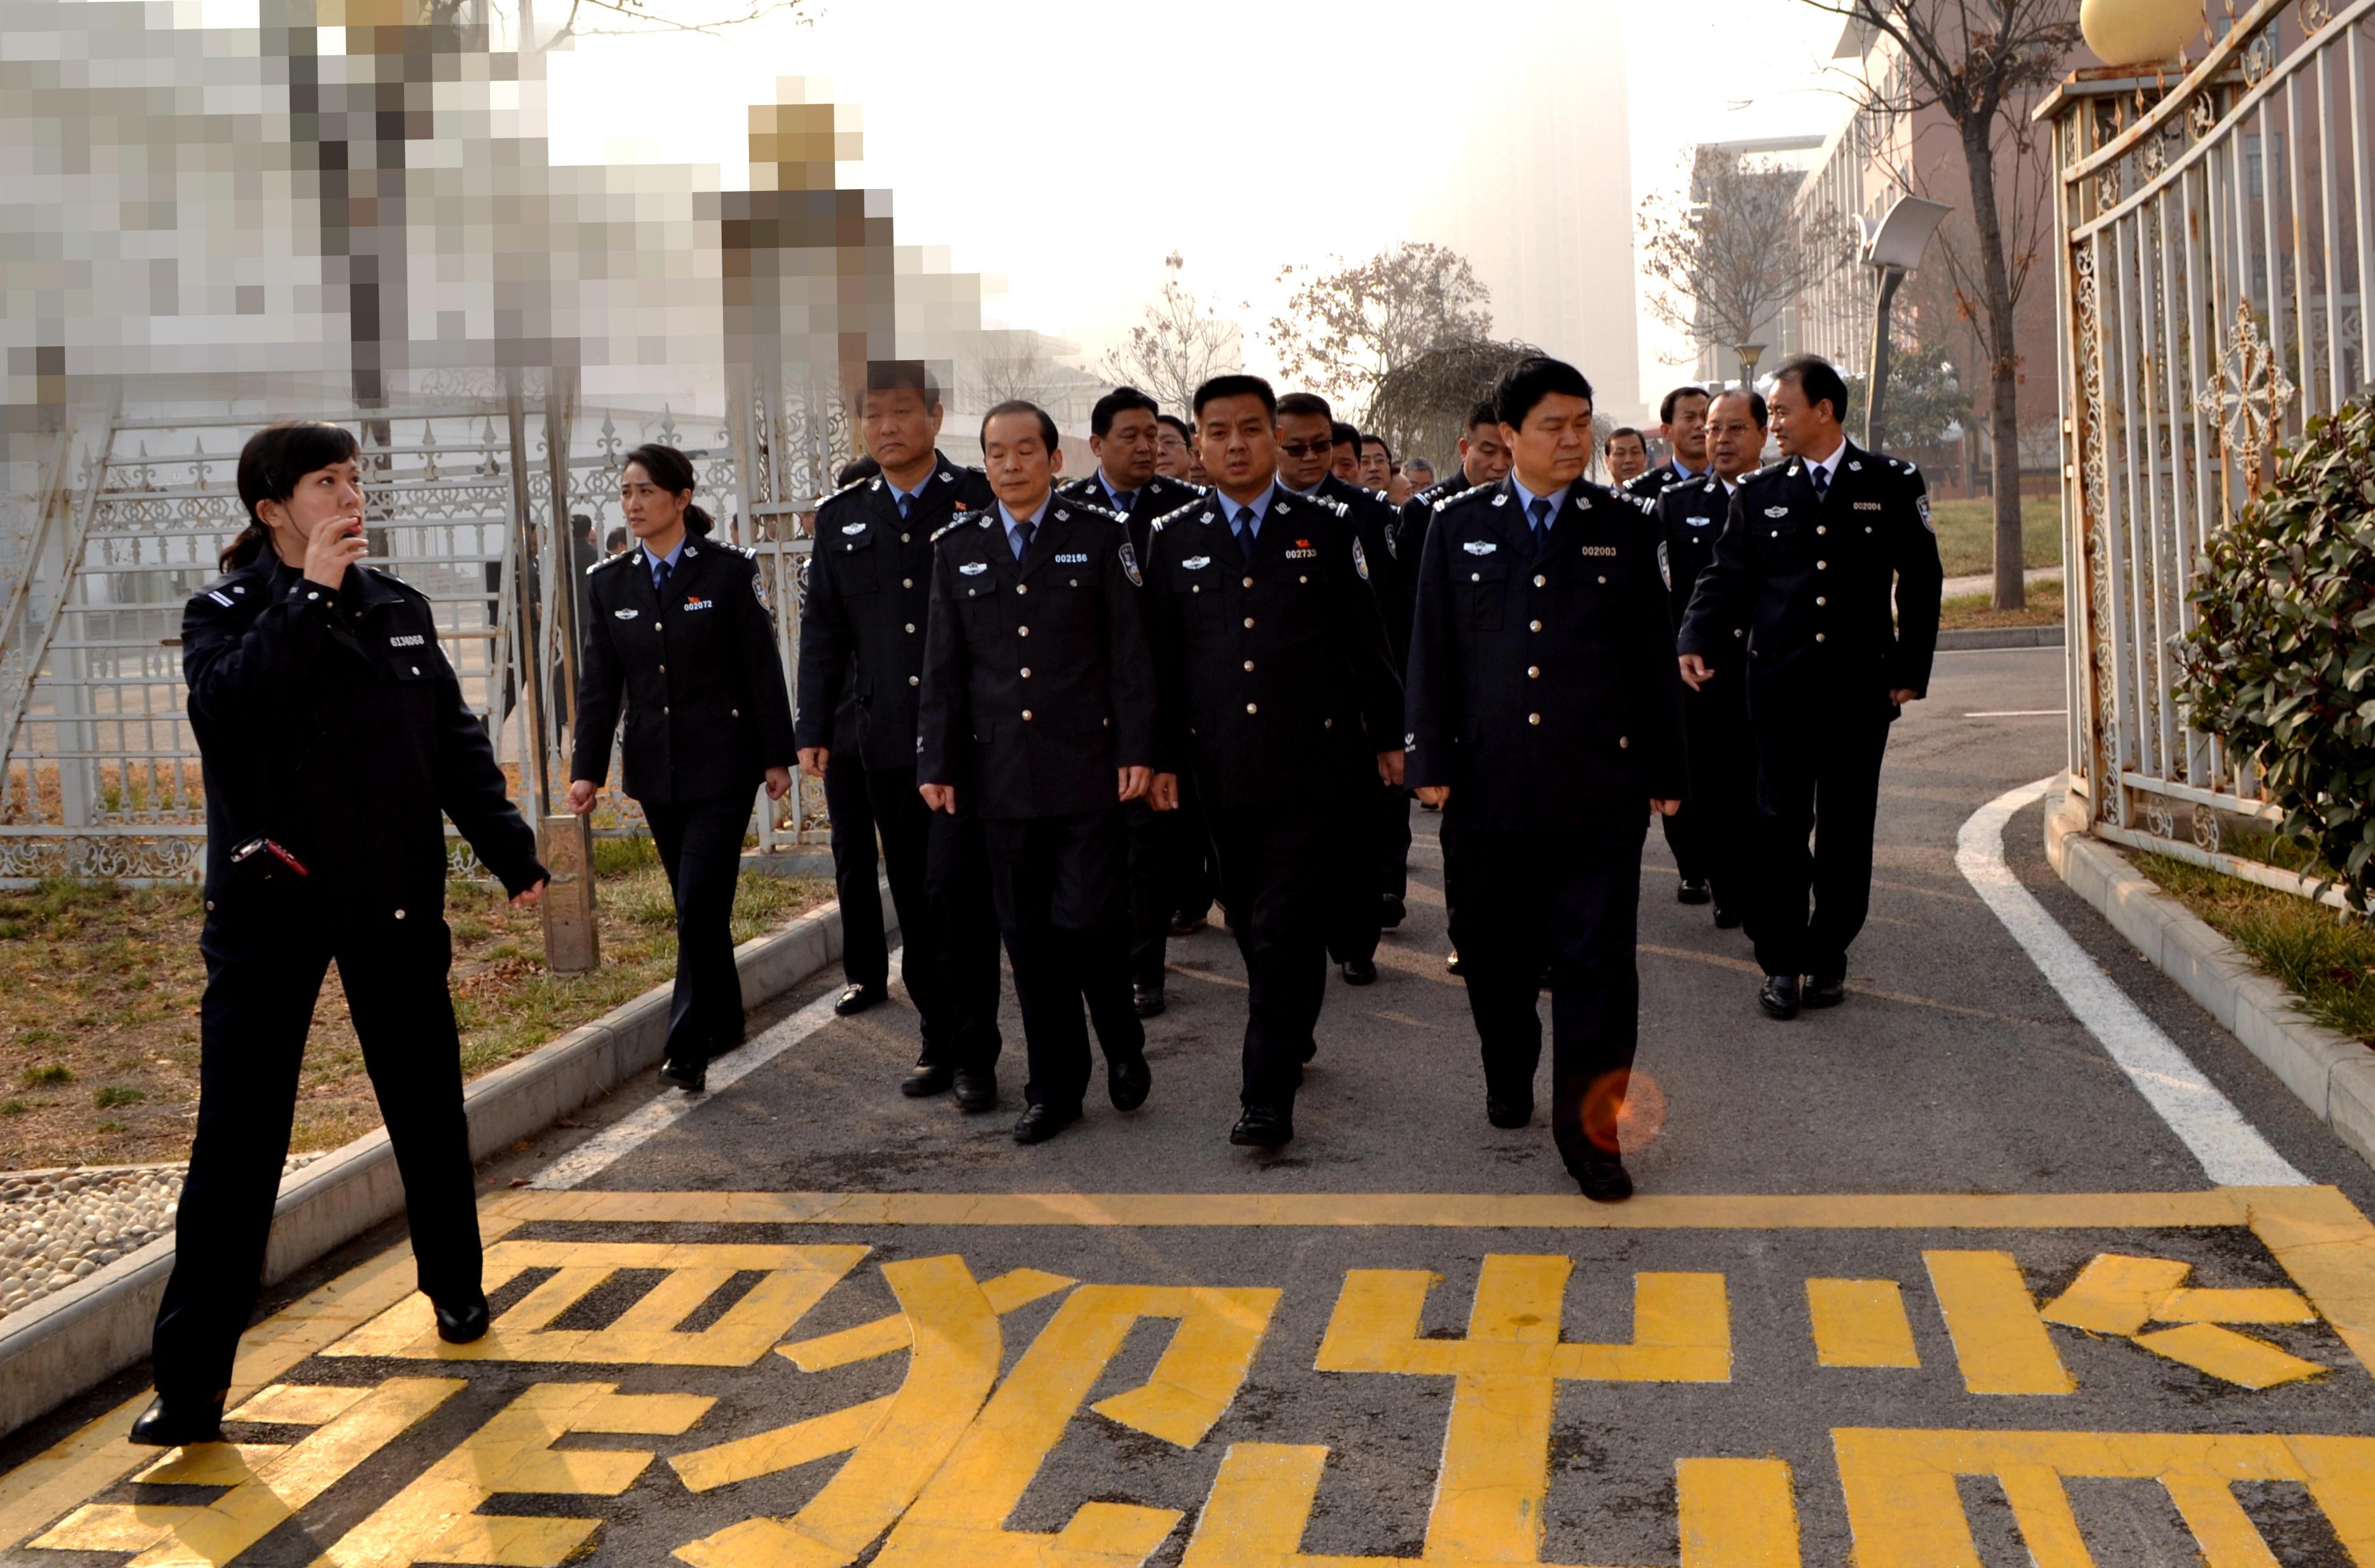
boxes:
[411,666,420,675]
[1533,574,1546,587]
[900,533,910,542]
[1243,617,1255,628]
[1243,576,1254,587]
[1016,584,1028,596]
[902,578,913,589]
[1246,702,1258,715]
[1020,668,1032,678]
[1816,632,1828,643]
[1022,709,1033,720]
[1527,713,1541,725]
[1816,525,1826,535]
[1527,666,1540,678]
[1019,626,1030,636]
[1816,561,1828,570]
[1529,620,1542,632]
[1243,660,1254,672]
[1471,571,1482,582]
[1816,596,1826,606]
[393,908,406,920]
[1618,736,1630,749]
[731,707,739,717]
[307,591,319,601]
[1597,576,1608,585]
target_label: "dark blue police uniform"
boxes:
[158,549,547,1406]
[1653,472,1755,918]
[1405,475,1685,1183]
[573,532,797,1070]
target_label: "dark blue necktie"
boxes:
[896,492,913,520]
[1011,519,1034,561]
[652,556,673,594]
[1232,505,1255,545]
[1526,497,1552,555]
[1811,465,1830,503]
[1114,489,1137,514]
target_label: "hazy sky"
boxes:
[524,0,1849,415]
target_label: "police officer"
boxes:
[569,442,797,1093]
[794,362,1005,1108]
[1058,386,1206,1018]
[1651,386,1765,927]
[920,400,1158,1145]
[137,421,550,1447]
[1145,375,1403,1149]
[1405,357,1685,1203]
[1602,426,1651,488]
[1276,393,1406,980]
[1625,384,1714,500]
[1154,414,1198,482]
[816,456,890,1016]
[1678,355,1943,1019]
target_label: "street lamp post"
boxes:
[1735,342,1767,385]
[1857,195,1952,454]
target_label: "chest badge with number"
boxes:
[683,597,714,612]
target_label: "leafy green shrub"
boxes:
[2176,397,2375,910]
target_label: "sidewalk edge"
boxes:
[2043,788,2375,1174]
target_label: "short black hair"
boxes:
[1361,432,1394,464]
[1193,374,1278,420]
[1711,386,1769,427]
[605,526,629,552]
[834,454,880,488]
[1658,384,1713,425]
[981,399,1061,452]
[1774,354,1850,424]
[863,359,942,408]
[570,512,594,540]
[1494,357,1594,430]
[1091,385,1160,439]
[623,442,715,536]
[1607,426,1647,451]
[1331,421,1360,451]
[1405,456,1436,475]
[1275,391,1333,423]
[1464,401,1499,434]
[1156,413,1193,444]
[227,419,362,570]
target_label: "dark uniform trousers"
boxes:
[1660,676,1754,907]
[859,766,1002,1072]
[824,747,888,993]
[1208,804,1329,1109]
[645,790,756,1065]
[155,905,478,1401]
[1749,704,1893,981]
[1444,819,1648,1179]
[986,808,1141,1109]
[1322,767,1384,967]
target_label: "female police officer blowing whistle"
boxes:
[134,421,550,1448]
[569,444,797,1094]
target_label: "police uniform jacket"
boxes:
[1315,473,1413,668]
[795,456,995,771]
[1624,461,1706,501]
[1397,473,1473,564]
[1405,476,1686,832]
[916,498,1155,821]
[1056,472,1204,561]
[184,550,547,920]
[1653,473,1742,633]
[573,536,798,804]
[1143,486,1401,811]
[1677,442,1944,720]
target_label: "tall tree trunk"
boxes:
[1961,120,2027,610]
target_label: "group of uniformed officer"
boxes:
[792,353,1940,1192]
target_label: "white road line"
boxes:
[1965,709,2068,718]
[1958,779,2306,1186]
[528,948,899,1191]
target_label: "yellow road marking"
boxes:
[1805,1279,1921,1368]
[2161,1286,2319,1323]
[1678,1457,1801,1568]
[309,1382,711,1568]
[1923,1250,2075,1395]
[778,1265,1074,1370]
[2130,1322,2326,1388]
[2042,1252,2192,1334]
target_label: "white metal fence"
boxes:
[2046,0,2371,895]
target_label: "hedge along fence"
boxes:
[2176,396,2375,914]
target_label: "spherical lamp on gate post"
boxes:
[1858,195,1953,456]
[2080,0,2206,66]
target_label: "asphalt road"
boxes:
[8,643,2375,1566]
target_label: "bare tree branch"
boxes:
[1637,150,1855,374]
[1265,243,1492,417]
[1094,253,1245,419]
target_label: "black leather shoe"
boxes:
[659,1056,706,1093]
[129,1392,224,1448]
[1445,950,1463,976]
[434,1293,491,1345]
[1107,1051,1151,1112]
[1804,974,1847,1009]
[834,983,883,1017]
[953,1068,998,1112]
[1012,1102,1080,1144]
[900,1061,953,1098]
[1229,1106,1294,1148]
[1677,878,1712,905]
[1340,957,1378,986]
[1487,1095,1534,1130]
[1168,912,1208,937]
[1713,904,1743,930]
[1758,974,1802,1020]
[1380,894,1406,929]
[1576,1158,1634,1203]
[1132,985,1166,1019]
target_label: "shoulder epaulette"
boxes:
[813,475,870,509]
[1431,482,1490,513]
[1061,498,1126,524]
[929,517,971,543]
[1148,497,1206,535]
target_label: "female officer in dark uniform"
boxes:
[569,444,797,1093]
[134,421,550,1447]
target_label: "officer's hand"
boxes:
[1117,766,1151,802]
[764,765,792,801]
[1679,652,1714,690]
[1377,749,1406,787]
[797,746,829,778]
[511,878,547,909]
[1889,688,1921,706]
[919,782,957,815]
[1416,785,1449,808]
[302,517,368,590]
[566,778,599,815]
[1150,773,1180,811]
[1651,799,1681,818]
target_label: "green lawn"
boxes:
[1928,496,2063,578]
[2135,851,2375,1047]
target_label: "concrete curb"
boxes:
[1936,624,2065,651]
[2044,792,2375,1174]
[0,886,891,1441]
